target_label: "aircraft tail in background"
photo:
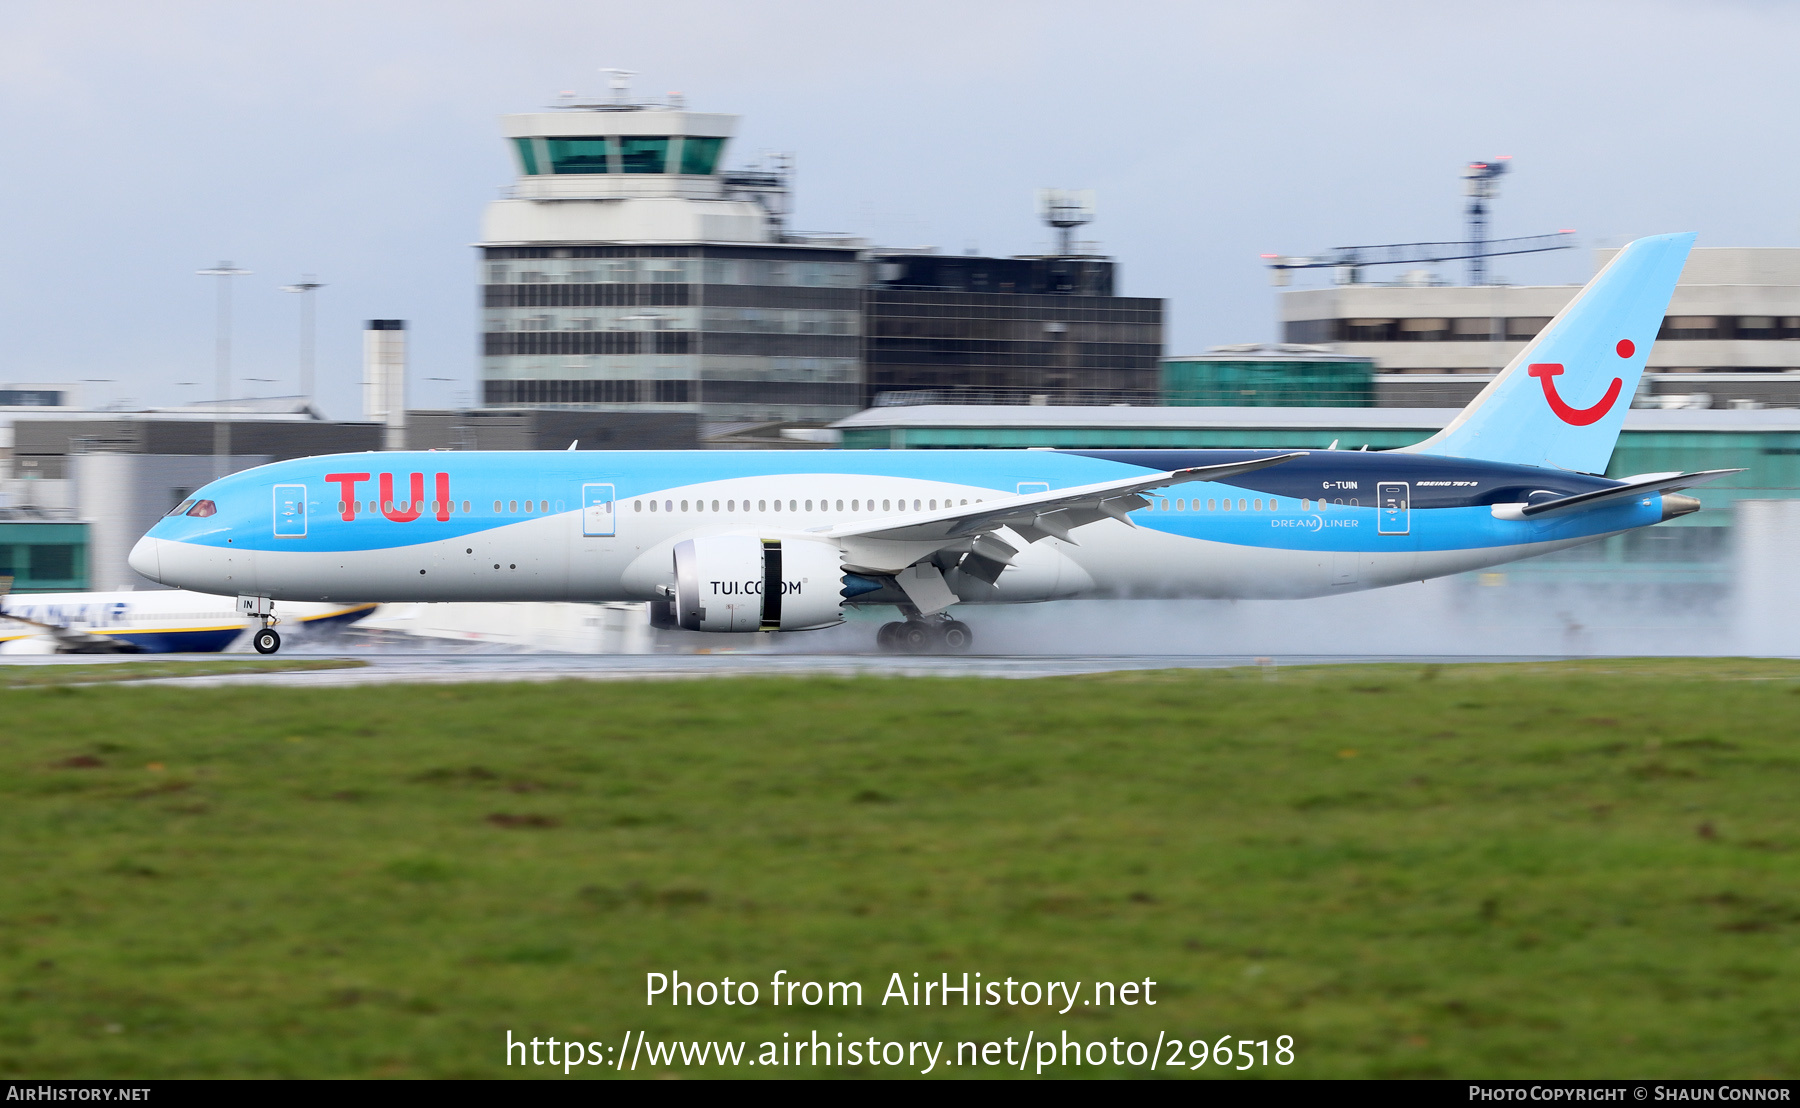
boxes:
[1402,231,1695,475]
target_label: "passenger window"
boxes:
[758,500,766,511]
[961,499,968,506]
[789,500,797,511]
[852,499,859,511]
[664,500,673,512]
[680,500,688,512]
[648,501,656,512]
[883,499,890,511]
[1270,499,1279,511]
[496,501,504,512]
[727,499,735,511]
[1208,499,1216,511]
[541,501,549,513]
[805,500,813,511]
[1238,499,1248,511]
[633,501,642,512]
[1222,498,1231,512]
[1161,499,1169,511]
[1302,498,1311,510]
[836,499,844,511]
[1334,498,1343,506]
[712,500,720,512]
[1254,499,1262,511]
[463,501,471,513]
[168,499,197,516]
[524,500,533,513]
[186,500,216,517]
[1351,498,1359,507]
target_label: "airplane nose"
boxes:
[128,536,163,583]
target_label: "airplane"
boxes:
[128,232,1733,655]
[0,579,375,655]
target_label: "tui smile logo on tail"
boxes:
[1527,339,1635,426]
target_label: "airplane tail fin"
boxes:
[1401,231,1694,474]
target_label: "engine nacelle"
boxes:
[671,535,846,633]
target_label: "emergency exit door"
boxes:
[581,484,617,537]
[1378,482,1410,535]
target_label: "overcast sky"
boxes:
[3,0,1796,418]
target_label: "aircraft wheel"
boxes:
[895,621,933,654]
[875,621,905,652]
[938,620,973,653]
[253,628,282,655]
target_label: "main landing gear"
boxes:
[876,616,973,654]
[252,626,282,654]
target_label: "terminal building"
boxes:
[862,251,1163,407]
[1279,247,1800,408]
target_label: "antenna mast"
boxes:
[1462,157,1509,285]
[1037,189,1095,257]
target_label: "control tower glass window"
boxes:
[679,136,725,175]
[619,136,669,174]
[547,137,611,174]
[512,137,542,175]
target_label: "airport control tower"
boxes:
[478,82,865,423]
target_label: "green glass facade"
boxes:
[618,136,669,174]
[516,136,724,176]
[547,137,611,174]
[679,136,724,175]
[0,522,89,592]
[1161,356,1375,407]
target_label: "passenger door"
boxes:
[581,483,617,537]
[273,484,307,538]
[1377,482,1410,535]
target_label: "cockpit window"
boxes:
[186,500,217,518]
[168,499,197,516]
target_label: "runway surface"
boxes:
[2,651,1567,687]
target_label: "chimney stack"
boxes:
[363,320,406,449]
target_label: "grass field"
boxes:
[1,659,1796,1079]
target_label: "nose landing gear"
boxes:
[239,595,282,654]
[876,616,973,654]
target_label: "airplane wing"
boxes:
[1502,468,1741,519]
[817,452,1309,583]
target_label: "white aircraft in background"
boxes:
[0,578,374,654]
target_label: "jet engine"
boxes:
[666,535,847,633]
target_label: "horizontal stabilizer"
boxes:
[1493,469,1741,520]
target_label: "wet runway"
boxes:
[5,651,1564,687]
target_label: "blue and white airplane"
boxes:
[130,232,1732,654]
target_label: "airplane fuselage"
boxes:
[131,448,1669,608]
